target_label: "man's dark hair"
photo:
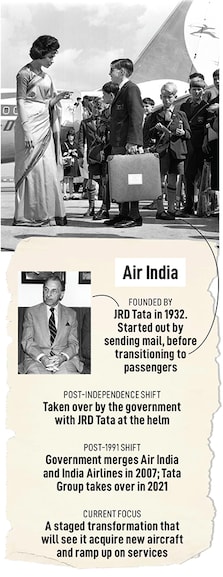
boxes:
[111,58,134,77]
[213,69,219,78]
[66,127,76,137]
[142,97,155,106]
[29,35,60,59]
[189,72,205,81]
[102,81,119,96]
[82,96,95,113]
[43,274,64,290]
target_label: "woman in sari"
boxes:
[13,35,70,226]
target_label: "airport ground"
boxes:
[1,181,219,252]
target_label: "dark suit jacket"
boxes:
[180,98,208,148]
[21,302,83,373]
[145,107,191,159]
[78,118,97,159]
[110,80,144,148]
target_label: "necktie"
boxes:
[49,307,57,345]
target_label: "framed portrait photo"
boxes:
[21,271,66,288]
[78,271,91,284]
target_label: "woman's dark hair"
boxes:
[30,35,60,59]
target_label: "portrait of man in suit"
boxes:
[21,273,84,374]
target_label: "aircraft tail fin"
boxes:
[132,0,195,84]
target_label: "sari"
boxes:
[13,65,66,226]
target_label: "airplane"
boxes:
[1,0,219,166]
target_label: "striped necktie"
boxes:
[49,307,57,345]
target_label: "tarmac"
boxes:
[1,182,219,251]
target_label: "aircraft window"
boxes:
[13,106,17,114]
[3,106,10,114]
[4,120,15,131]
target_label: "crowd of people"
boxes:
[13,34,219,228]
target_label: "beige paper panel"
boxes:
[7,238,218,568]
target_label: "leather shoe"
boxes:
[104,215,126,226]
[84,208,95,217]
[156,211,175,220]
[93,209,109,220]
[175,208,194,217]
[114,217,143,228]
[142,200,158,210]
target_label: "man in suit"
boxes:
[105,58,144,228]
[179,76,208,216]
[21,274,83,374]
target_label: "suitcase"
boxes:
[107,152,162,202]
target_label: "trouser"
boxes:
[111,146,140,220]
[158,154,185,212]
[185,146,204,212]
[209,139,219,190]
[24,360,79,374]
[63,177,74,195]
[100,174,110,212]
[160,174,178,213]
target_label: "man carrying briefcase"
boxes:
[105,58,144,228]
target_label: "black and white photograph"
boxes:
[1,0,219,248]
[18,270,91,374]
[78,271,91,284]
[21,271,66,285]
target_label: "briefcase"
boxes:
[107,152,162,202]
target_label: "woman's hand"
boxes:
[20,117,34,149]
[24,131,34,150]
[50,92,72,107]
[56,90,72,102]
[71,149,78,157]
[58,91,72,101]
